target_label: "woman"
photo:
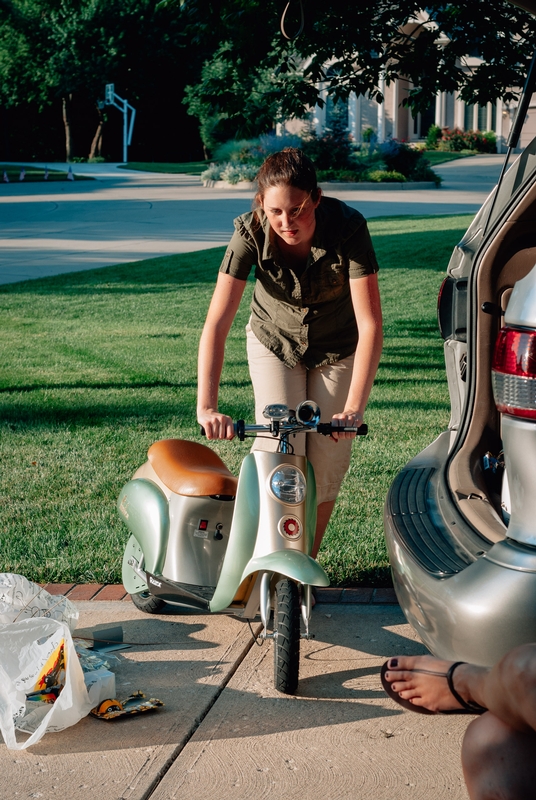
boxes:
[197,147,382,557]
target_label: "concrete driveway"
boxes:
[3,600,470,800]
[0,155,505,284]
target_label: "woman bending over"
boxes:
[197,147,383,557]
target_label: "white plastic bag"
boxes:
[0,616,96,749]
[0,573,78,630]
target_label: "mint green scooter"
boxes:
[118,401,367,694]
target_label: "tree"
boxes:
[0,0,189,161]
[179,0,536,146]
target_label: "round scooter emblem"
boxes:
[278,515,302,540]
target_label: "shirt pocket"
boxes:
[314,262,347,301]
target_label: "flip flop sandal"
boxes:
[380,660,488,716]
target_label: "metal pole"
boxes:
[104,85,135,163]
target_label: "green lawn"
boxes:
[120,161,208,175]
[0,214,472,586]
[422,150,481,166]
[0,164,91,182]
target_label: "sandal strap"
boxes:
[446,662,487,714]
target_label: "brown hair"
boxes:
[254,147,319,209]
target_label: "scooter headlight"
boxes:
[269,467,306,504]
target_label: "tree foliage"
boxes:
[179,0,536,145]
[0,0,190,159]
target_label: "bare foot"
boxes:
[383,655,474,713]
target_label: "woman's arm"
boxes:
[331,272,383,440]
[197,272,247,439]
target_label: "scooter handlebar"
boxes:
[200,421,367,439]
[316,422,368,436]
[199,422,245,439]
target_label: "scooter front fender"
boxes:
[243,551,330,588]
[209,550,329,612]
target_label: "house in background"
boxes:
[280,9,535,153]
[308,64,526,153]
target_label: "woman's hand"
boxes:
[197,409,235,440]
[330,410,364,441]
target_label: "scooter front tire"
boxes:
[274,578,300,695]
[130,590,166,614]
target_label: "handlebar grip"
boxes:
[317,423,368,436]
[200,422,245,440]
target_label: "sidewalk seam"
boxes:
[138,623,263,800]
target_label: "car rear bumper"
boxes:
[384,432,536,666]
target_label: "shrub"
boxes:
[301,106,356,170]
[219,162,258,184]
[257,132,302,156]
[213,133,302,165]
[438,128,497,154]
[300,130,355,170]
[481,130,497,153]
[410,157,442,185]
[316,168,365,182]
[425,124,442,150]
[362,126,376,143]
[203,133,440,184]
[379,139,421,176]
[200,163,223,182]
[212,139,260,164]
[201,162,258,184]
[364,169,407,182]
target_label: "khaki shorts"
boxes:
[246,325,355,504]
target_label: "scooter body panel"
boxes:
[305,460,317,555]
[117,478,169,575]
[128,460,235,588]
[210,453,260,612]
[210,451,322,612]
[251,451,311,558]
[164,493,234,586]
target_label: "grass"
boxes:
[0,214,473,586]
[120,161,208,175]
[0,164,91,182]
[423,150,483,166]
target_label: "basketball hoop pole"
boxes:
[104,84,136,163]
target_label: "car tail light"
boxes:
[492,326,536,419]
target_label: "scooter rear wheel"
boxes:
[274,578,300,694]
[130,591,166,614]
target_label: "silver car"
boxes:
[383,23,536,666]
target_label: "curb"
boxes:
[201,180,438,192]
[42,584,399,605]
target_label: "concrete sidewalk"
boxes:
[3,599,470,800]
[0,155,504,285]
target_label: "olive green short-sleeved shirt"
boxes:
[219,196,379,369]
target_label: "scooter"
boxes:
[117,401,367,694]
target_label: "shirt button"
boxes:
[313,310,318,315]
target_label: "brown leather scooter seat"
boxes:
[148,439,238,497]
